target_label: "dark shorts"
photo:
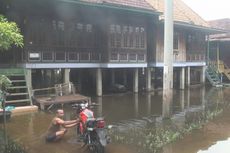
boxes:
[46,134,57,142]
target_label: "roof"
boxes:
[146,0,210,27]
[209,18,230,30]
[60,0,158,14]
[98,0,155,11]
[209,18,230,41]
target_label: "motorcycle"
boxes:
[72,102,111,153]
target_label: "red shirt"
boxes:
[80,108,94,123]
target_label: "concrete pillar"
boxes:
[147,93,151,116]
[96,68,102,96]
[200,66,206,84]
[133,68,139,93]
[163,0,174,90]
[180,67,185,89]
[180,90,185,111]
[96,97,103,117]
[162,93,172,119]
[134,93,139,117]
[64,68,70,84]
[186,88,190,109]
[77,70,82,93]
[146,68,152,92]
[186,67,191,87]
[217,42,220,71]
[26,69,32,90]
[201,86,206,106]
[26,69,33,105]
[162,0,174,119]
[111,69,115,85]
[123,70,127,86]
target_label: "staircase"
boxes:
[205,65,222,87]
[218,61,230,80]
[0,68,31,107]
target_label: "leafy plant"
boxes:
[0,15,23,51]
[0,75,12,91]
[0,129,27,153]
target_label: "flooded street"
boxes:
[1,86,230,153]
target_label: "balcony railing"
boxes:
[110,52,146,62]
[27,51,101,63]
[186,54,206,62]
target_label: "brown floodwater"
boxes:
[1,86,230,153]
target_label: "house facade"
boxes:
[0,0,221,98]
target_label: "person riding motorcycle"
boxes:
[78,103,95,136]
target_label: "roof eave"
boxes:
[174,21,227,34]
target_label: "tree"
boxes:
[0,15,23,51]
[0,14,21,105]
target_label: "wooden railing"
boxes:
[32,82,76,98]
[186,54,206,62]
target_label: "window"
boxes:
[129,37,134,48]
[55,52,66,61]
[86,24,92,32]
[58,21,65,31]
[123,35,128,48]
[52,20,57,30]
[116,25,121,33]
[135,35,140,48]
[42,52,53,61]
[129,26,134,48]
[109,25,146,49]
[77,23,83,31]
[110,25,116,33]
[123,26,128,48]
[68,52,79,61]
[110,25,116,47]
[173,32,179,50]
[140,27,145,48]
[116,34,121,48]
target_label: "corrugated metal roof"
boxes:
[146,0,210,27]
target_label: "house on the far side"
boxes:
[208,19,230,82]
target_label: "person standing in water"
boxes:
[46,109,79,142]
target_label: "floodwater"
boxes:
[1,86,230,153]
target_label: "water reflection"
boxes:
[198,138,230,153]
[1,86,229,153]
[162,87,230,153]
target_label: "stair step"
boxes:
[11,80,26,83]
[8,86,28,89]
[5,99,30,104]
[8,93,29,96]
[5,73,25,76]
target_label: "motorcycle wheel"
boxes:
[89,138,104,153]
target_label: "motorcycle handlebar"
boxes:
[71,102,100,109]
